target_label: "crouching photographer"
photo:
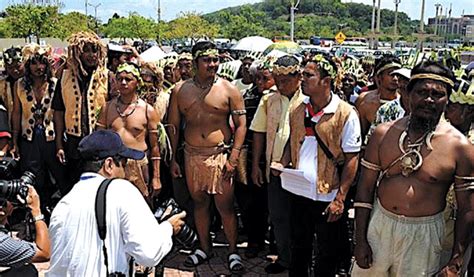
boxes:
[0,180,50,276]
[47,130,186,277]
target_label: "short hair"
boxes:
[374,55,401,76]
[81,155,123,173]
[274,55,299,69]
[191,41,217,59]
[407,60,456,95]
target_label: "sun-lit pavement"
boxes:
[36,230,289,277]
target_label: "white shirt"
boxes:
[232,78,253,95]
[46,173,173,277]
[297,94,361,202]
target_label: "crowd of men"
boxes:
[0,30,472,276]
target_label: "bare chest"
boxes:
[179,87,230,121]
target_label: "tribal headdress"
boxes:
[362,55,375,66]
[22,43,52,62]
[67,31,106,77]
[311,54,337,79]
[243,51,263,62]
[375,62,401,76]
[193,48,219,60]
[217,61,241,81]
[117,63,144,88]
[450,78,474,105]
[257,55,278,72]
[141,62,163,87]
[272,55,300,76]
[3,46,22,65]
[158,53,179,69]
[178,52,193,61]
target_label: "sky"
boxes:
[0,0,473,22]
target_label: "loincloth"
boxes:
[125,156,149,197]
[184,142,230,195]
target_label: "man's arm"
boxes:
[167,84,182,178]
[27,186,50,262]
[353,124,385,269]
[226,84,247,178]
[95,102,108,130]
[251,132,265,186]
[147,104,162,197]
[440,142,474,275]
[52,81,66,164]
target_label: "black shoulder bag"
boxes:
[314,131,344,178]
[95,178,132,277]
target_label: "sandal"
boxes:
[183,249,209,267]
[228,253,245,274]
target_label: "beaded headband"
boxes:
[410,73,455,88]
[193,49,219,59]
[311,54,336,79]
[450,79,474,105]
[116,63,144,87]
[178,52,193,61]
[272,64,300,75]
[375,62,401,76]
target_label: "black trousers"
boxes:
[289,194,351,277]
[235,178,268,247]
[20,126,67,209]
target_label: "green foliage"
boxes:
[52,12,90,41]
[103,13,157,41]
[5,4,59,42]
[165,12,219,43]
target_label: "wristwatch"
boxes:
[33,214,45,222]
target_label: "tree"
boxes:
[165,12,219,43]
[127,13,157,42]
[103,16,133,40]
[5,4,59,43]
[52,12,90,40]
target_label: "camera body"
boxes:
[0,158,35,202]
[155,198,197,249]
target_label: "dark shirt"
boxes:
[242,86,264,167]
[52,71,92,137]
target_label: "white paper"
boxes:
[271,166,317,201]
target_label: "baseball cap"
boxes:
[78,130,145,160]
[391,68,411,80]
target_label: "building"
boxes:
[428,15,474,42]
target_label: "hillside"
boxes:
[204,0,418,41]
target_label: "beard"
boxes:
[409,113,441,132]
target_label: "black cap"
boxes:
[78,130,145,160]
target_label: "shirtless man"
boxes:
[168,41,246,273]
[355,56,400,140]
[352,61,474,276]
[97,63,161,199]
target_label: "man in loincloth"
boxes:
[168,41,246,273]
[97,63,161,199]
[352,60,474,276]
[355,55,401,141]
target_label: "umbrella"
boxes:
[263,41,303,56]
[140,46,167,63]
[232,36,273,52]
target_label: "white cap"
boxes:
[391,68,411,80]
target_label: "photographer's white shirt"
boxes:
[46,173,173,277]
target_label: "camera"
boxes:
[0,158,36,202]
[155,198,197,249]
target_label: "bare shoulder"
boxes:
[173,79,192,96]
[219,77,240,95]
[356,89,377,105]
[438,121,471,146]
[373,117,405,141]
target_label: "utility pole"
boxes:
[393,0,401,48]
[371,0,376,49]
[290,0,301,42]
[157,0,161,45]
[434,3,441,36]
[375,0,381,49]
[88,2,101,34]
[418,0,426,50]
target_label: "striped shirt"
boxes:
[0,231,35,268]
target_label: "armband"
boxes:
[150,156,162,161]
[149,129,159,134]
[231,109,246,115]
[454,182,474,192]
[95,122,106,128]
[360,158,381,172]
[353,202,374,210]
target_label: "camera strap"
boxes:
[95,178,134,276]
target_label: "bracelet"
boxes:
[232,146,241,152]
[228,159,238,167]
[150,156,161,160]
[353,202,374,210]
[33,214,45,222]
